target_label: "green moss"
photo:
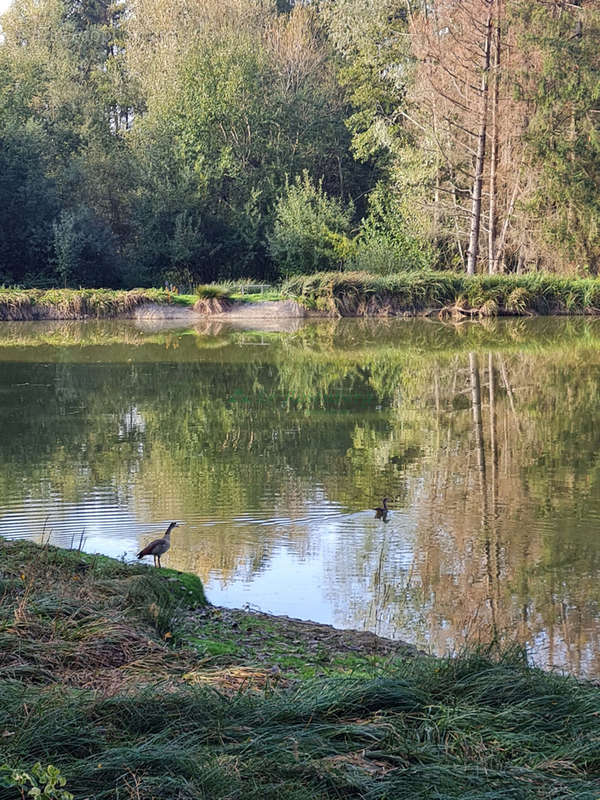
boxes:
[189,638,239,657]
[157,568,208,607]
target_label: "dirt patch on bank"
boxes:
[203,299,306,318]
[132,302,197,319]
[236,607,419,658]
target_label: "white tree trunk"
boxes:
[467,13,492,275]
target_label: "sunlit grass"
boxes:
[0,288,196,320]
[283,271,600,317]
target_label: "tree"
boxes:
[0,120,59,284]
[509,0,600,273]
[53,205,120,287]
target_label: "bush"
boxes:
[268,172,355,277]
[350,184,435,274]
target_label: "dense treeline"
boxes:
[0,0,598,287]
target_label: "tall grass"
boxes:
[0,289,186,320]
[282,271,600,317]
[1,651,599,799]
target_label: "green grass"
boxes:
[1,540,599,800]
[168,293,197,306]
[4,274,600,321]
[282,270,600,317]
[195,282,284,304]
[230,290,284,303]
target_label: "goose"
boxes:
[374,498,389,520]
[137,522,179,567]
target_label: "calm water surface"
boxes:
[1,316,600,677]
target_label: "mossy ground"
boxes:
[1,540,599,799]
[179,606,416,684]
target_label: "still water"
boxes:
[1,316,599,677]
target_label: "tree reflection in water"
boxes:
[0,317,599,676]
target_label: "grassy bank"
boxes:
[283,271,600,317]
[1,540,599,799]
[0,287,283,320]
[0,289,196,321]
[6,273,600,321]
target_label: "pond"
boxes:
[1,315,599,677]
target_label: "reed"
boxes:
[282,271,600,317]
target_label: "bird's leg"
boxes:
[153,554,157,567]
[157,555,161,568]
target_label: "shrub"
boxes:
[268,172,355,277]
[194,284,231,300]
[350,184,435,274]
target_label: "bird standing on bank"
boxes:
[374,498,389,520]
[137,521,179,567]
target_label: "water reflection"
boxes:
[1,317,600,676]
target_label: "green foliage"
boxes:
[322,0,410,167]
[0,120,59,285]
[195,284,231,300]
[351,184,435,273]
[510,1,600,272]
[269,172,355,276]
[0,0,599,284]
[52,206,120,288]
[0,763,73,800]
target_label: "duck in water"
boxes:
[137,522,179,567]
[374,498,389,521]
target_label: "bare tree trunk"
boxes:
[466,13,492,275]
[488,352,497,517]
[488,1,501,272]
[493,171,520,273]
[469,352,487,486]
[453,185,466,268]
